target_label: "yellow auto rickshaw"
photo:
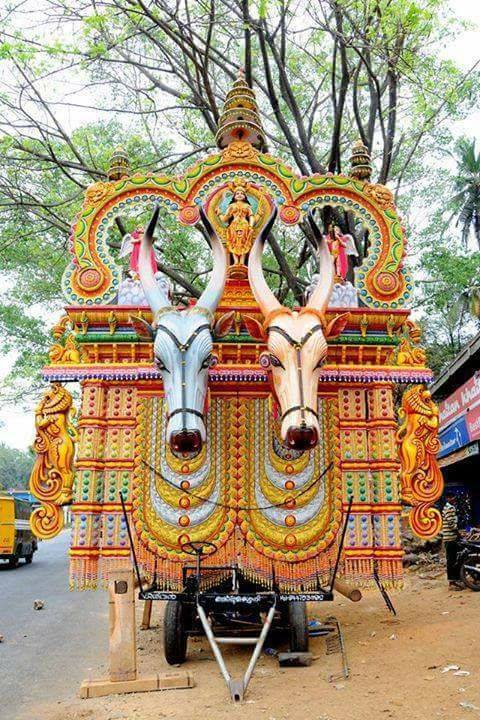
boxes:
[0,493,38,568]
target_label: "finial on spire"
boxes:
[215,75,266,151]
[349,138,372,182]
[107,147,130,181]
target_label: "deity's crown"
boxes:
[227,177,251,193]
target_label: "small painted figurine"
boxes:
[218,187,256,264]
[325,224,348,281]
[119,228,157,277]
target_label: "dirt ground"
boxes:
[30,568,480,720]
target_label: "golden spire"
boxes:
[349,138,372,182]
[107,146,130,181]
[215,69,266,151]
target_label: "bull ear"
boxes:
[243,314,267,341]
[324,312,349,339]
[129,314,154,340]
[214,310,236,338]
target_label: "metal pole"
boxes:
[197,603,232,687]
[329,494,353,593]
[243,603,276,691]
[119,491,144,593]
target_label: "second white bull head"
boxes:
[248,211,348,451]
[138,206,227,455]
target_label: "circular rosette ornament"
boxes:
[374,271,400,297]
[77,267,104,292]
[279,205,301,225]
[178,205,200,226]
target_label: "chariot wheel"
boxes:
[163,600,188,665]
[288,601,309,652]
[8,552,19,569]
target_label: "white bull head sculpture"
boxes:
[138,206,227,455]
[248,211,349,451]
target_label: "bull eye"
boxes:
[269,354,284,369]
[201,354,213,369]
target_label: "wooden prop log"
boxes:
[141,599,153,630]
[333,579,362,602]
[108,568,136,681]
[79,568,193,699]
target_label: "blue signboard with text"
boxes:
[438,415,470,459]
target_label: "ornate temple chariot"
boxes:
[29,75,443,682]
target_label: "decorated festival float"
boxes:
[29,73,443,700]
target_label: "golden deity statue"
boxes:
[217,181,256,265]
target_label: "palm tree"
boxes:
[452,138,480,249]
[464,282,480,319]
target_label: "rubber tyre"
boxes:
[163,600,188,665]
[8,554,19,569]
[288,601,309,652]
[460,562,480,591]
[25,553,33,565]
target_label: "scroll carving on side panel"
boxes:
[29,382,78,539]
[396,386,443,539]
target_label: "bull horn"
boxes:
[138,205,171,313]
[197,207,228,315]
[305,213,334,312]
[247,205,281,316]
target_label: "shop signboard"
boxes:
[438,442,479,468]
[466,404,480,442]
[439,372,480,430]
[438,415,470,458]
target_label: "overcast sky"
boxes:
[1,0,480,452]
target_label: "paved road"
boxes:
[0,531,108,720]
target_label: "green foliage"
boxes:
[0,443,34,490]
[0,119,201,400]
[451,138,480,248]
[412,145,480,374]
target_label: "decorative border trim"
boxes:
[42,364,433,384]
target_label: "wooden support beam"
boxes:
[79,567,194,699]
[109,568,137,682]
[79,671,194,699]
[333,578,362,602]
[141,599,153,630]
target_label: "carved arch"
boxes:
[62,148,410,309]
